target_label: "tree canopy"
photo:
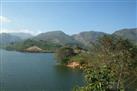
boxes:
[73,35,137,91]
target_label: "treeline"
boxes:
[56,35,137,91]
[6,39,62,52]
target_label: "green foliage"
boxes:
[73,65,117,91]
[73,35,137,91]
[56,46,75,64]
[6,39,62,52]
[70,53,89,65]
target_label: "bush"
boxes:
[56,46,75,64]
[74,35,137,91]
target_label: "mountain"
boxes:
[113,28,137,43]
[2,28,137,51]
[72,31,107,46]
[5,31,80,51]
[9,32,33,40]
[5,39,62,52]
[0,32,33,47]
[34,31,79,45]
[0,33,22,46]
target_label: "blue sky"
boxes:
[0,0,136,35]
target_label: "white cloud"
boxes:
[0,29,42,35]
[0,16,11,23]
[0,16,42,35]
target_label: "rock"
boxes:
[25,46,43,52]
[67,62,80,68]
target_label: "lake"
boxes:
[0,49,83,91]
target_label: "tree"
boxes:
[73,65,116,91]
[74,35,137,91]
[56,46,75,64]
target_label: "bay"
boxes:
[0,49,83,91]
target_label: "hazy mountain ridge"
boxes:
[33,31,80,45]
[113,28,137,43]
[0,33,33,46]
[1,28,137,50]
[72,31,107,46]
[10,33,33,40]
[0,33,22,46]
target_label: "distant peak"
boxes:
[46,30,64,33]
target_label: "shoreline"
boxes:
[1,48,55,53]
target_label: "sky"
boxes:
[0,0,136,35]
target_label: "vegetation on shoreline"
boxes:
[1,28,137,90]
[55,45,87,67]
[5,39,62,52]
[56,35,137,91]
[1,28,137,53]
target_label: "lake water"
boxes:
[0,49,83,91]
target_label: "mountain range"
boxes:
[0,28,137,50]
[113,28,137,43]
[0,33,21,46]
[72,31,106,46]
[9,32,33,40]
[33,31,79,45]
[0,33,33,46]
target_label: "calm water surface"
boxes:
[0,49,83,91]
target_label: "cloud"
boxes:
[0,16,11,23]
[0,16,42,35]
[0,29,42,35]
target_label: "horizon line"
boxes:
[0,28,136,36]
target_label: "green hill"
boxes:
[3,28,137,52]
[113,28,137,43]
